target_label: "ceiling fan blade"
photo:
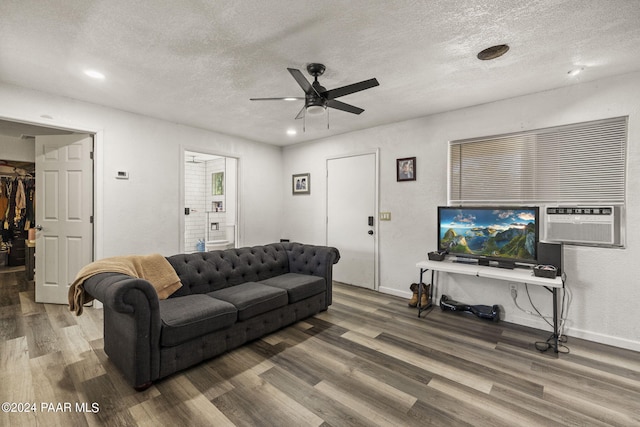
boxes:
[322,78,379,100]
[288,68,320,96]
[294,106,306,120]
[249,97,304,101]
[326,99,364,115]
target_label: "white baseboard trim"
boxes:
[378,286,412,299]
[564,327,640,353]
[502,315,640,353]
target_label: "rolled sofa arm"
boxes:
[83,272,161,313]
[281,243,341,306]
[82,272,162,389]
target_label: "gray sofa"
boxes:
[82,242,340,390]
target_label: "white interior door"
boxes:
[327,152,377,289]
[35,134,93,304]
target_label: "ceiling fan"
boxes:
[250,63,379,123]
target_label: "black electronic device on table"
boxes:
[439,294,500,322]
[437,206,539,270]
[428,250,447,261]
[537,241,563,276]
[533,264,558,278]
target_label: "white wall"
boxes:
[282,71,640,351]
[0,135,35,162]
[0,83,284,259]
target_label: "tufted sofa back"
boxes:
[166,244,290,297]
[283,242,337,277]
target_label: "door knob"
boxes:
[368,230,374,235]
[35,225,43,231]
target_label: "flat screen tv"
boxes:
[438,206,539,268]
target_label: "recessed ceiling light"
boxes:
[568,67,584,77]
[477,44,510,61]
[84,69,105,79]
[286,129,297,136]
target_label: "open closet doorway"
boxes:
[1,119,94,304]
[183,150,238,253]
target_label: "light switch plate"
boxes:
[379,212,391,221]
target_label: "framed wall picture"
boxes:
[212,172,224,195]
[397,157,416,181]
[292,173,310,195]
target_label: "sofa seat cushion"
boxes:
[208,282,288,321]
[259,273,326,303]
[159,295,237,347]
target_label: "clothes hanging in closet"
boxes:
[3,178,16,230]
[14,178,26,222]
[0,177,8,223]
[1,177,14,242]
[25,181,35,229]
[0,177,36,242]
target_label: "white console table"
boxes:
[416,258,564,353]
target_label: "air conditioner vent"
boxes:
[545,206,619,246]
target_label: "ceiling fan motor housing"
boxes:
[306,81,327,114]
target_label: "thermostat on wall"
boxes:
[116,171,129,180]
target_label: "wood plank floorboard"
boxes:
[1,269,640,426]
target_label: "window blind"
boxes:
[449,116,627,205]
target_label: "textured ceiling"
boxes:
[1,1,640,145]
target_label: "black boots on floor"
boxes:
[408,283,429,308]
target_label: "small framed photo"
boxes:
[292,173,310,195]
[397,157,416,182]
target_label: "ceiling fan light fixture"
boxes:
[306,104,326,115]
[477,44,510,60]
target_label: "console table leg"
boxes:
[552,287,559,353]
[417,268,434,318]
[417,268,425,317]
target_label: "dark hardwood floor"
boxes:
[1,265,639,426]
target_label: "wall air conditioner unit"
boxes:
[545,206,619,246]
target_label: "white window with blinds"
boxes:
[449,116,627,246]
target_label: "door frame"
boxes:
[325,149,380,290]
[0,114,101,260]
[179,145,241,253]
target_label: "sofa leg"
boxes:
[134,381,153,392]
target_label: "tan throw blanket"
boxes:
[68,253,182,316]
